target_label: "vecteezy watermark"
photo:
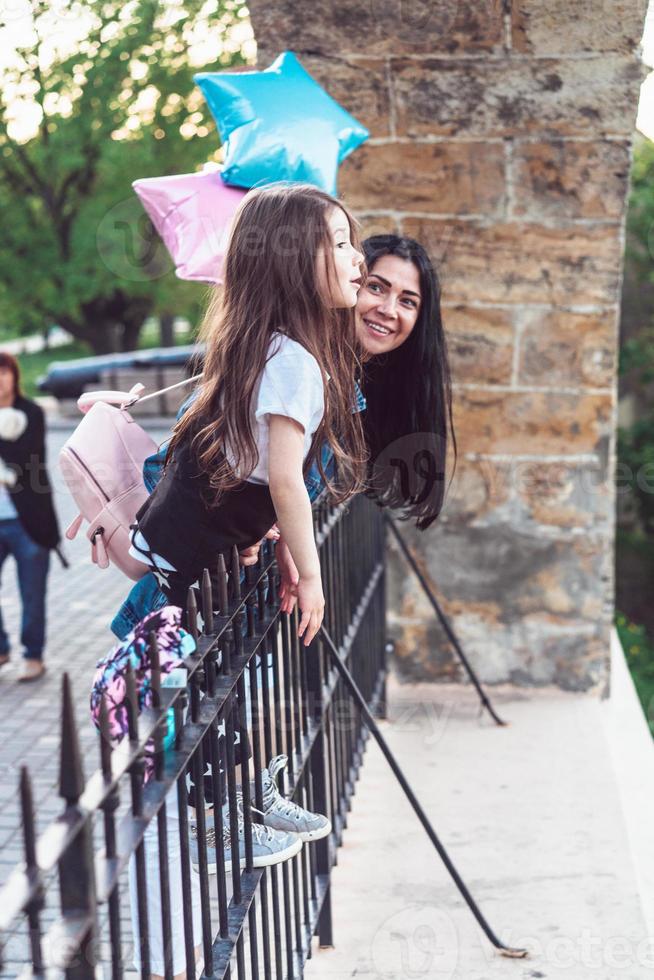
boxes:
[492,928,654,972]
[373,432,448,521]
[96,198,173,283]
[390,696,456,748]
[371,905,459,979]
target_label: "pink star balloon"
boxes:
[132,168,246,283]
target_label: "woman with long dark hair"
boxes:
[356,234,457,530]
[275,234,457,613]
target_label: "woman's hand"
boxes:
[276,537,300,615]
[297,573,325,647]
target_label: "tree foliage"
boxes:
[0,0,250,352]
[620,135,654,533]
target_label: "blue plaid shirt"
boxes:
[111,382,366,639]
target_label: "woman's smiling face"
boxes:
[356,254,422,354]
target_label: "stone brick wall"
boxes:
[248,0,648,691]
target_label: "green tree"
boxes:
[0,0,250,353]
[619,136,654,532]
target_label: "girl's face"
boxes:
[318,207,365,309]
[356,254,422,354]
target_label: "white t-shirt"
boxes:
[229,331,325,484]
[130,332,325,573]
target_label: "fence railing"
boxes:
[0,492,387,979]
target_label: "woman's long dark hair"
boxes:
[360,235,457,530]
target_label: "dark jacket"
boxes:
[0,394,60,549]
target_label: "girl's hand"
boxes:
[238,526,280,566]
[276,538,300,615]
[238,544,260,567]
[267,415,323,644]
[297,574,325,647]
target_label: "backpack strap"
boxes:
[77,374,203,414]
[122,373,203,408]
[78,383,145,413]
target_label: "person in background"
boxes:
[0,352,60,682]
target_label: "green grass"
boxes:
[17,342,91,398]
[615,611,654,738]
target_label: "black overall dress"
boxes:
[134,433,277,606]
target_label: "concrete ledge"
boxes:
[601,629,654,940]
[306,671,653,978]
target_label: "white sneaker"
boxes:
[255,755,331,842]
[190,790,302,873]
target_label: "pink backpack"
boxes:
[59,377,200,580]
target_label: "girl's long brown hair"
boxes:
[168,183,368,504]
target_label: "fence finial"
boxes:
[231,545,241,601]
[19,766,44,973]
[19,767,37,869]
[125,663,139,743]
[149,629,161,708]
[98,695,113,778]
[201,568,214,634]
[217,553,228,613]
[186,586,198,642]
[59,673,85,805]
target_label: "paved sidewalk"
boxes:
[0,424,169,886]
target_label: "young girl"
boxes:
[123,184,366,978]
[130,181,367,647]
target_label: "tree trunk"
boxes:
[60,292,153,354]
[57,315,117,354]
[120,319,142,353]
[160,312,175,347]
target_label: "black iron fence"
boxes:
[0,493,386,979]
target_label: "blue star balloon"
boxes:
[194,51,369,195]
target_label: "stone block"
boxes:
[389,612,609,690]
[340,141,505,215]
[401,218,623,306]
[512,0,648,55]
[452,389,613,454]
[438,457,512,524]
[356,213,401,241]
[392,56,644,138]
[518,308,617,388]
[439,455,611,532]
[386,522,612,688]
[512,139,632,220]
[512,459,613,530]
[249,0,504,58]
[444,305,514,385]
